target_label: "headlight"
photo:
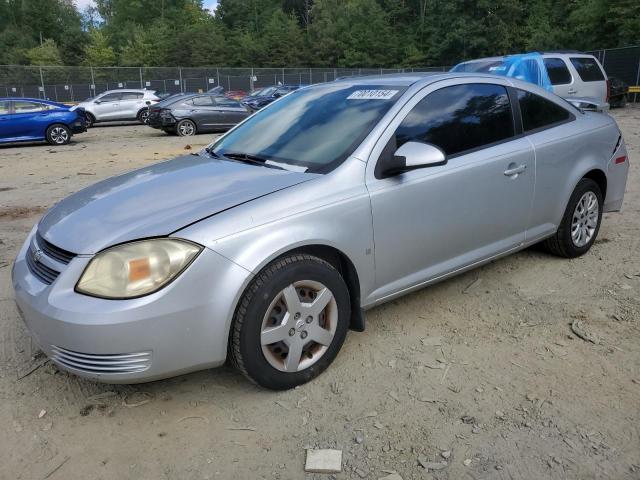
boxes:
[76,239,202,299]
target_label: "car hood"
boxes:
[38,154,316,255]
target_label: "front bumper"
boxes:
[12,228,252,383]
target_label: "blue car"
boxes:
[241,85,304,112]
[0,98,87,146]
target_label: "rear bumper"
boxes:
[604,141,629,212]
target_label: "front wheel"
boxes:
[542,178,603,258]
[176,119,196,136]
[46,124,71,145]
[229,254,351,390]
[85,112,95,128]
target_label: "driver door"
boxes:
[365,80,535,302]
[93,92,121,120]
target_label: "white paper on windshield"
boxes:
[347,90,399,100]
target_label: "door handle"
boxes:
[567,88,577,94]
[504,164,527,176]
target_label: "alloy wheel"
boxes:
[140,110,150,124]
[50,127,69,144]
[260,280,338,373]
[571,191,598,247]
[178,121,195,136]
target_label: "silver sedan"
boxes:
[12,73,629,390]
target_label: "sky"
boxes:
[74,0,219,14]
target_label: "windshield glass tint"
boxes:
[211,84,406,173]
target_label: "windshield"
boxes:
[210,83,406,173]
[451,60,504,73]
[257,86,278,97]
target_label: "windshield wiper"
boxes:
[220,151,286,170]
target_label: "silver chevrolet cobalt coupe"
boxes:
[13,73,629,390]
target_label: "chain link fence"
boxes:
[1,45,638,103]
[0,65,449,103]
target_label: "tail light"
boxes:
[606,79,611,103]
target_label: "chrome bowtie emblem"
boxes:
[33,249,43,262]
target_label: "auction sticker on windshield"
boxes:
[347,90,399,100]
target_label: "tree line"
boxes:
[0,0,638,69]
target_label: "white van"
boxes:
[452,52,609,108]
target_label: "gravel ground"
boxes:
[0,110,639,480]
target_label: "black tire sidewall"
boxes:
[559,178,603,256]
[85,113,95,127]
[137,109,149,124]
[235,258,350,390]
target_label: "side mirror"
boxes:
[273,92,282,98]
[145,100,151,105]
[379,141,446,178]
[94,100,101,104]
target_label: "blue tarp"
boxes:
[452,52,553,91]
[487,53,553,91]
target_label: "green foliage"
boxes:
[25,39,62,66]
[0,0,638,67]
[83,30,117,66]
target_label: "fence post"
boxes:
[250,67,254,92]
[39,67,45,99]
[216,68,220,86]
[139,67,144,89]
[178,67,183,93]
[282,67,285,84]
[309,68,312,84]
[90,67,95,96]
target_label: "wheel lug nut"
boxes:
[289,328,296,337]
[300,331,308,339]
[294,312,301,319]
[306,316,313,323]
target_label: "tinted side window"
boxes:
[570,57,605,82]
[99,93,121,102]
[395,83,514,157]
[192,96,214,106]
[0,101,11,114]
[13,101,45,113]
[544,58,572,85]
[517,89,572,132]
[121,92,143,100]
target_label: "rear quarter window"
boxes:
[543,58,572,85]
[517,89,573,133]
[570,57,605,82]
[0,101,10,114]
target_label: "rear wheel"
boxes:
[137,108,150,124]
[229,254,351,390]
[176,119,196,136]
[542,178,603,258]
[46,124,71,145]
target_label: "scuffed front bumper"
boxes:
[12,228,252,383]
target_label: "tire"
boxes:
[137,108,150,124]
[176,119,196,136]
[85,112,95,128]
[45,124,71,145]
[542,178,603,258]
[229,254,351,390]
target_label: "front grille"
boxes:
[26,247,59,284]
[50,346,152,374]
[36,232,76,264]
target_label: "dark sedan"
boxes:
[241,85,303,111]
[147,93,250,136]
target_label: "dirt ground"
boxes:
[0,111,639,480]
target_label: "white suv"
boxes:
[78,89,160,127]
[452,52,609,108]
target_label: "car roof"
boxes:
[100,89,154,94]
[0,97,66,106]
[333,72,452,87]
[458,52,596,65]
